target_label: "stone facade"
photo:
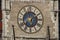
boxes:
[2,0,59,40]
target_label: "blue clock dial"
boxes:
[23,12,37,27]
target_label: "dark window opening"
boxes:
[58,0,60,40]
[0,0,2,38]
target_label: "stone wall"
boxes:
[2,0,58,40]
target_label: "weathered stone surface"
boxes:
[9,1,54,38]
[2,0,58,40]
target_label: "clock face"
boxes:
[17,5,43,34]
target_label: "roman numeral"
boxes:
[34,27,37,31]
[18,18,23,21]
[38,19,42,21]
[19,23,24,27]
[34,8,36,12]
[37,13,41,16]
[37,23,42,27]
[23,7,26,12]
[20,12,24,15]
[24,26,27,31]
[29,28,31,33]
[28,6,31,12]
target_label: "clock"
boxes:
[17,5,43,34]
